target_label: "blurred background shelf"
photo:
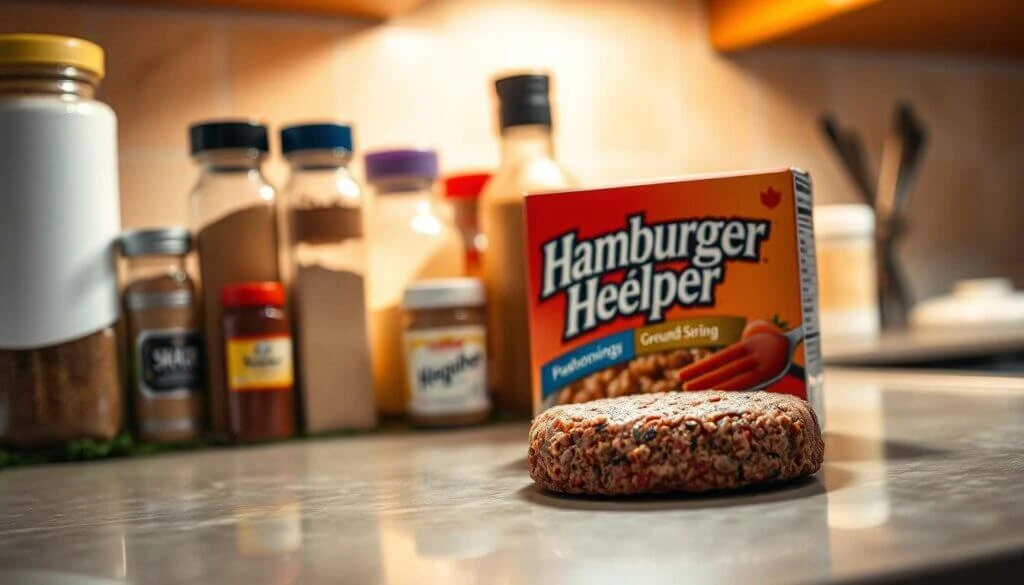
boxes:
[709,0,1024,56]
[96,0,428,19]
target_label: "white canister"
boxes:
[0,34,121,349]
[814,204,880,341]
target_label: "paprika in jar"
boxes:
[221,282,295,442]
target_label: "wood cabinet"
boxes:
[709,0,1024,56]
[96,0,429,19]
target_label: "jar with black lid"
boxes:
[221,282,295,442]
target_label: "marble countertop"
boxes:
[1,368,1023,585]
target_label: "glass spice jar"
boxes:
[402,278,490,427]
[221,282,295,442]
[120,228,204,444]
[190,120,280,438]
[364,149,465,418]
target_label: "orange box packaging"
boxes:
[524,168,822,414]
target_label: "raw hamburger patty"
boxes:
[528,391,823,495]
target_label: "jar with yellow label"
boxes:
[221,282,295,442]
[402,278,490,427]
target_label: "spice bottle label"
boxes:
[226,335,294,392]
[136,329,203,396]
[404,325,489,416]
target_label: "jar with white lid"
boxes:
[402,278,490,427]
[814,204,880,342]
[0,34,122,446]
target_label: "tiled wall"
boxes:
[2,0,1023,301]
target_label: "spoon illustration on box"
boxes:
[677,321,805,391]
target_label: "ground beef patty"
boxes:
[528,391,823,495]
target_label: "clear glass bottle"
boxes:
[0,34,122,447]
[364,149,465,417]
[281,123,376,433]
[189,120,280,437]
[121,228,204,444]
[480,73,575,416]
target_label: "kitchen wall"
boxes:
[2,0,1023,301]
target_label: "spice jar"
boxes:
[444,172,491,278]
[815,204,880,343]
[190,120,280,438]
[281,123,376,433]
[221,282,295,442]
[364,149,465,418]
[0,34,122,447]
[402,279,490,427]
[121,228,204,444]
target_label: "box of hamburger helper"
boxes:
[523,168,823,415]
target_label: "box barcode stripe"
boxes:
[792,171,822,384]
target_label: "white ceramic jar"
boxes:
[814,204,880,342]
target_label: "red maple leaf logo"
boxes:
[760,186,781,209]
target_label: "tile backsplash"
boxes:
[2,0,1022,301]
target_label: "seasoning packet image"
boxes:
[523,168,822,414]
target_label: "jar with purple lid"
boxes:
[364,148,465,417]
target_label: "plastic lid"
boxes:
[364,148,439,183]
[403,278,486,310]
[222,282,286,308]
[445,173,491,199]
[280,123,354,155]
[0,33,104,79]
[495,73,552,129]
[120,227,191,257]
[190,120,269,156]
[814,203,875,238]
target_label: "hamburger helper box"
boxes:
[524,168,822,414]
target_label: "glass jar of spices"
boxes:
[402,278,490,427]
[364,149,465,417]
[221,282,295,442]
[121,228,204,444]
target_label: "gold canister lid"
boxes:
[0,33,104,79]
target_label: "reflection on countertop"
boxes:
[0,368,1022,585]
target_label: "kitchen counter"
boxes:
[1,369,1022,585]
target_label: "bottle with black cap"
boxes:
[189,119,282,437]
[480,73,575,416]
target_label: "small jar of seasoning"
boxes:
[402,278,490,427]
[121,228,204,444]
[221,282,295,442]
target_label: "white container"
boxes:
[0,34,123,447]
[814,204,880,341]
[0,35,120,349]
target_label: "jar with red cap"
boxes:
[444,172,491,277]
[221,282,295,442]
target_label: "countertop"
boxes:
[1,369,1023,585]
